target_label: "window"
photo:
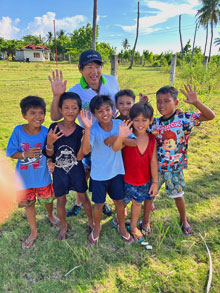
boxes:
[34,52,40,58]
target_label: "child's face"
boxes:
[132,113,152,134]
[59,99,80,122]
[94,103,113,125]
[22,107,45,127]
[156,93,178,119]
[116,95,134,119]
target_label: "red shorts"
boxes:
[18,183,54,207]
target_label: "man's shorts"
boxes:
[89,174,124,204]
[123,181,154,204]
[158,170,185,198]
[18,183,54,207]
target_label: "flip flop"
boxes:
[180,223,193,236]
[22,237,37,250]
[111,215,119,229]
[88,229,99,246]
[117,227,134,244]
[127,226,144,243]
[45,214,60,227]
[139,220,151,236]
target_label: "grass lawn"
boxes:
[0,61,219,292]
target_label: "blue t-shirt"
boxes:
[90,119,125,181]
[6,125,52,190]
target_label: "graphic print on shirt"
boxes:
[151,112,201,172]
[55,145,78,173]
[20,142,42,170]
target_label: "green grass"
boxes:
[0,60,220,292]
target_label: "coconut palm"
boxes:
[197,0,220,61]
[214,33,220,50]
[92,0,98,50]
[122,38,130,51]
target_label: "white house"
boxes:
[15,44,50,62]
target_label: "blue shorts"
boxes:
[158,170,185,198]
[53,166,87,198]
[89,174,125,204]
[82,153,91,172]
[123,181,153,204]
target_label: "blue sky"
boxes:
[0,0,220,55]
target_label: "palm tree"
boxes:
[122,38,130,51]
[92,0,98,50]
[46,32,53,45]
[197,0,220,61]
[128,1,140,69]
[214,33,220,50]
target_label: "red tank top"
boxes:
[123,133,155,186]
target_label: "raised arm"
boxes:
[48,70,67,121]
[80,110,93,155]
[112,120,133,152]
[180,84,215,122]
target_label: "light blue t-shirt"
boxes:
[6,125,52,190]
[90,119,125,181]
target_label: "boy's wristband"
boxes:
[46,145,54,151]
[21,151,25,159]
[152,181,158,184]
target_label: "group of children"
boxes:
[6,83,215,249]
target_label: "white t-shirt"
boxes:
[68,74,119,126]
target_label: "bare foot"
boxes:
[56,226,68,241]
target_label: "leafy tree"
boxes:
[143,50,153,64]
[96,42,116,62]
[70,23,94,53]
[22,35,43,45]
[214,32,220,50]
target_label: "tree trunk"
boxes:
[203,24,208,56]
[92,0,98,50]
[128,1,140,69]
[190,23,198,66]
[208,21,213,62]
[179,15,184,60]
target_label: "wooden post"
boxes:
[203,56,208,69]
[140,56,143,65]
[68,54,72,64]
[111,55,118,78]
[169,54,177,85]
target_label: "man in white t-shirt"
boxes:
[49,49,119,217]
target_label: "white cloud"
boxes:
[120,0,200,34]
[0,17,20,39]
[23,12,88,37]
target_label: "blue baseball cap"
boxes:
[79,49,103,66]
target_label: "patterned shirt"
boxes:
[149,111,201,172]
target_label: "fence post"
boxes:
[169,54,177,85]
[203,56,208,69]
[111,55,118,78]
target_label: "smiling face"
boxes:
[79,62,102,90]
[132,113,152,135]
[22,107,45,128]
[156,93,178,119]
[93,103,113,126]
[59,99,80,122]
[116,95,135,120]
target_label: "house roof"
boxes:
[22,44,50,51]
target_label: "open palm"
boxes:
[48,70,67,96]
[180,84,198,105]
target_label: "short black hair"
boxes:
[115,89,136,104]
[79,60,103,71]
[156,86,178,100]
[89,95,114,114]
[130,102,154,120]
[20,96,46,115]
[59,92,82,110]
